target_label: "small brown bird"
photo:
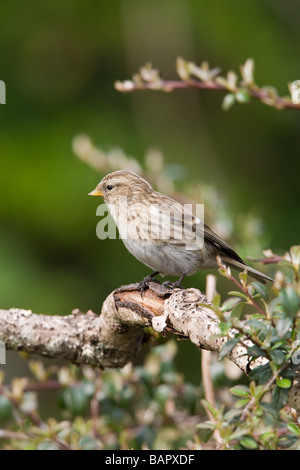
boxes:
[89,170,272,293]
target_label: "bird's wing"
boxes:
[146,194,272,282]
[147,196,204,248]
[203,224,245,264]
[148,194,243,258]
[203,224,273,283]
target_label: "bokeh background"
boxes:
[1,0,300,382]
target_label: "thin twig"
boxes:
[115,78,300,111]
[202,275,222,445]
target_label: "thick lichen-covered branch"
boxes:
[0,281,299,412]
[0,283,249,371]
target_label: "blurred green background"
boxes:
[1,0,300,380]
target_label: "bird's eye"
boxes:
[106,185,113,191]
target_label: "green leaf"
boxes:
[278,434,298,449]
[212,293,221,309]
[249,363,272,385]
[221,297,240,312]
[218,321,230,335]
[0,395,13,422]
[281,286,300,318]
[239,436,258,449]
[230,302,245,319]
[271,385,290,411]
[228,291,248,300]
[79,436,99,450]
[239,271,248,286]
[275,317,293,338]
[261,402,280,420]
[196,421,215,431]
[247,344,267,358]
[230,386,249,397]
[251,282,269,301]
[218,338,239,361]
[245,319,268,333]
[249,381,264,399]
[259,431,276,443]
[287,423,300,436]
[270,340,288,350]
[234,398,249,408]
[269,349,286,365]
[222,93,235,111]
[59,385,89,416]
[276,377,292,389]
[155,384,170,406]
[201,399,221,419]
[235,89,251,104]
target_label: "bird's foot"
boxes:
[162,280,185,289]
[137,271,160,298]
[162,274,186,290]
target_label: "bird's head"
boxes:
[88,170,153,204]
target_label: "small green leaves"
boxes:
[222,86,251,111]
[280,285,300,317]
[0,395,13,422]
[207,246,300,449]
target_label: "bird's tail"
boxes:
[223,258,273,284]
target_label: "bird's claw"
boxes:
[137,274,160,298]
[162,280,185,289]
[137,272,185,298]
[138,279,149,298]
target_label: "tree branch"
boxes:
[114,58,300,111]
[0,282,299,411]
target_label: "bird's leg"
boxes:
[138,271,160,298]
[162,273,186,289]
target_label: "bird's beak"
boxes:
[88,187,103,197]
